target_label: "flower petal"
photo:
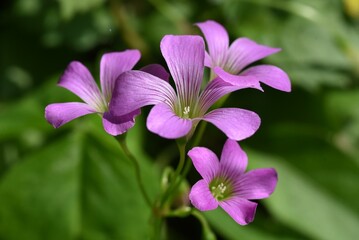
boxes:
[219,139,248,177]
[204,51,212,68]
[58,61,105,111]
[189,179,218,211]
[198,74,262,115]
[214,67,263,90]
[140,64,170,82]
[160,35,204,107]
[188,146,220,182]
[226,38,281,74]
[102,109,140,136]
[219,197,257,225]
[146,103,192,139]
[234,168,278,200]
[45,102,96,128]
[110,70,177,116]
[203,108,261,141]
[100,50,141,101]
[240,65,291,92]
[196,20,229,67]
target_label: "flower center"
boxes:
[209,178,232,201]
[183,106,190,118]
[211,183,227,200]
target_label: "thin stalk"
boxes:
[150,140,187,240]
[160,121,209,208]
[191,210,217,240]
[160,140,187,206]
[169,96,229,197]
[191,121,208,148]
[115,135,152,207]
[109,0,149,58]
[166,207,216,239]
[150,212,164,240]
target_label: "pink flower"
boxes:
[45,50,142,135]
[196,20,291,92]
[110,35,261,140]
[189,139,278,225]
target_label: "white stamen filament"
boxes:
[211,182,227,199]
[183,106,190,117]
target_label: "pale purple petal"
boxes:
[58,61,105,111]
[240,65,291,92]
[45,102,96,128]
[226,38,281,74]
[160,35,204,107]
[100,50,141,101]
[198,74,262,115]
[110,70,177,116]
[214,67,263,91]
[102,109,140,136]
[219,139,248,177]
[196,20,229,67]
[234,168,278,200]
[204,52,212,68]
[140,64,170,82]
[219,197,257,225]
[188,146,220,182]
[146,103,192,139]
[189,180,218,211]
[203,108,261,141]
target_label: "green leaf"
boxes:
[205,209,300,240]
[326,90,359,123]
[325,90,359,160]
[248,150,359,240]
[0,78,78,141]
[281,17,348,68]
[285,66,350,92]
[0,119,160,240]
[58,0,105,20]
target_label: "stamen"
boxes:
[211,182,228,200]
[183,106,190,118]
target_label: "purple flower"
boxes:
[189,139,278,225]
[196,20,291,92]
[110,35,261,140]
[45,50,142,136]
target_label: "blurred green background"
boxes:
[1,0,359,239]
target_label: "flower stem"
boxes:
[149,140,187,240]
[191,210,217,240]
[191,121,207,148]
[160,140,187,206]
[115,134,152,207]
[161,122,210,208]
[150,212,164,240]
[173,121,209,183]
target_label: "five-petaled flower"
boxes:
[45,50,142,135]
[189,139,278,225]
[197,20,291,92]
[110,35,261,140]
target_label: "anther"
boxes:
[183,106,190,118]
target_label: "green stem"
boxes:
[191,210,217,240]
[213,94,229,110]
[209,69,216,81]
[160,122,210,209]
[109,0,149,57]
[174,140,187,181]
[150,212,164,240]
[150,140,187,240]
[191,121,208,148]
[115,135,152,207]
[160,140,187,206]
